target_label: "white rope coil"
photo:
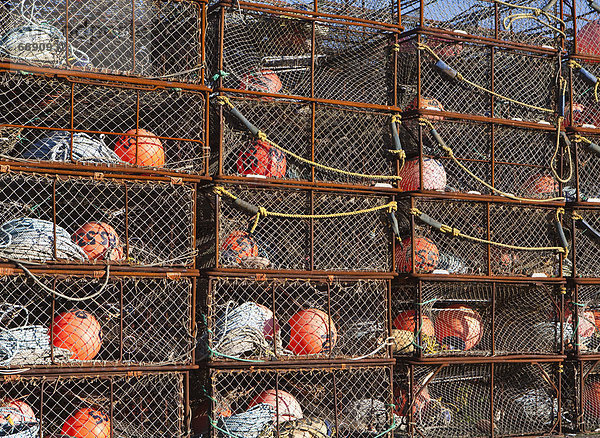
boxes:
[218,404,275,438]
[23,132,122,164]
[0,218,87,263]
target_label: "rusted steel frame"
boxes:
[408,363,415,437]
[580,359,586,432]
[332,371,341,438]
[387,278,393,358]
[110,377,115,438]
[0,264,200,277]
[490,44,496,134]
[70,83,75,162]
[491,283,496,355]
[310,101,316,183]
[326,283,333,360]
[11,364,199,377]
[401,274,567,284]
[184,371,191,438]
[52,179,58,259]
[398,355,567,365]
[192,184,198,270]
[399,190,566,207]
[215,0,403,31]
[0,123,206,145]
[417,32,424,192]
[203,91,211,177]
[410,196,416,274]
[417,279,423,360]
[205,271,394,281]
[215,189,221,269]
[119,279,125,363]
[207,358,395,369]
[124,183,131,260]
[275,374,281,437]
[0,64,210,91]
[271,282,278,359]
[50,277,56,364]
[486,198,492,276]
[560,284,565,356]
[557,361,562,434]
[490,362,495,438]
[310,189,315,271]
[200,3,207,85]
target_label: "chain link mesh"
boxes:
[209,366,392,438]
[0,172,195,266]
[398,116,563,199]
[562,360,600,434]
[395,197,563,276]
[396,34,558,122]
[567,285,600,354]
[572,208,600,277]
[0,0,202,80]
[0,372,186,437]
[204,277,389,362]
[391,280,561,357]
[0,70,208,173]
[0,275,193,368]
[202,185,392,272]
[565,0,600,56]
[394,361,560,437]
[570,131,600,201]
[217,95,397,186]
[399,0,562,47]
[569,58,600,129]
[207,7,394,105]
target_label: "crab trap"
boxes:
[0,275,194,369]
[206,6,395,105]
[394,195,567,277]
[207,365,393,438]
[396,33,560,123]
[395,115,568,201]
[399,0,564,48]
[200,276,390,363]
[0,172,195,267]
[564,0,600,58]
[567,57,600,129]
[0,0,203,81]
[562,283,600,356]
[559,359,600,434]
[197,185,393,273]
[391,280,563,358]
[0,371,188,438]
[569,206,600,277]
[393,361,561,438]
[213,94,401,187]
[562,129,600,202]
[0,69,208,175]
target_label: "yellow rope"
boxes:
[574,134,593,145]
[214,186,398,233]
[494,0,566,37]
[568,60,600,102]
[219,97,403,180]
[572,211,583,221]
[550,116,573,183]
[418,118,565,202]
[417,43,554,114]
[410,207,566,253]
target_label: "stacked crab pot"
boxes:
[0,0,207,435]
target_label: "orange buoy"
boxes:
[0,399,36,426]
[577,20,600,60]
[221,231,259,264]
[237,139,287,178]
[397,158,447,192]
[396,236,439,273]
[248,390,303,423]
[393,310,435,337]
[115,128,164,168]
[52,310,102,360]
[72,222,123,261]
[239,69,283,94]
[435,304,483,351]
[286,309,337,355]
[521,174,558,198]
[61,408,110,438]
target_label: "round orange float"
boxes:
[61,408,110,438]
[286,309,337,355]
[435,304,483,351]
[393,310,435,337]
[396,236,440,273]
[221,231,259,264]
[72,222,123,261]
[115,128,164,168]
[248,390,303,423]
[0,399,36,426]
[397,158,447,192]
[237,139,287,178]
[240,69,283,94]
[51,310,102,360]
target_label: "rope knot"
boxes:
[388,202,398,213]
[391,114,402,124]
[410,208,422,216]
[257,131,268,141]
[573,211,583,221]
[440,225,460,237]
[216,96,233,108]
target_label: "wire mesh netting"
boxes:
[562,360,600,433]
[393,361,560,438]
[215,95,399,186]
[571,208,600,277]
[564,0,600,56]
[396,116,564,199]
[399,0,563,47]
[0,172,195,266]
[203,277,389,362]
[395,196,564,276]
[0,372,186,437]
[568,58,600,130]
[206,7,394,105]
[0,0,202,80]
[565,285,600,354]
[0,70,208,174]
[207,0,398,26]
[391,280,562,357]
[197,185,392,272]
[0,275,193,369]
[209,366,393,438]
[396,34,559,122]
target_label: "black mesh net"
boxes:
[391,280,562,357]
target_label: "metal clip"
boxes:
[93,172,104,180]
[170,177,183,185]
[167,272,182,280]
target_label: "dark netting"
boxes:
[394,361,560,438]
[396,116,563,199]
[571,208,600,277]
[0,70,208,174]
[568,130,600,201]
[206,185,392,272]
[206,7,394,105]
[0,372,186,437]
[391,280,561,357]
[0,173,195,266]
[0,275,193,369]
[400,0,562,47]
[563,360,600,434]
[396,34,559,122]
[216,94,399,186]
[0,0,202,80]
[210,366,392,438]
[205,277,389,362]
[395,196,564,276]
